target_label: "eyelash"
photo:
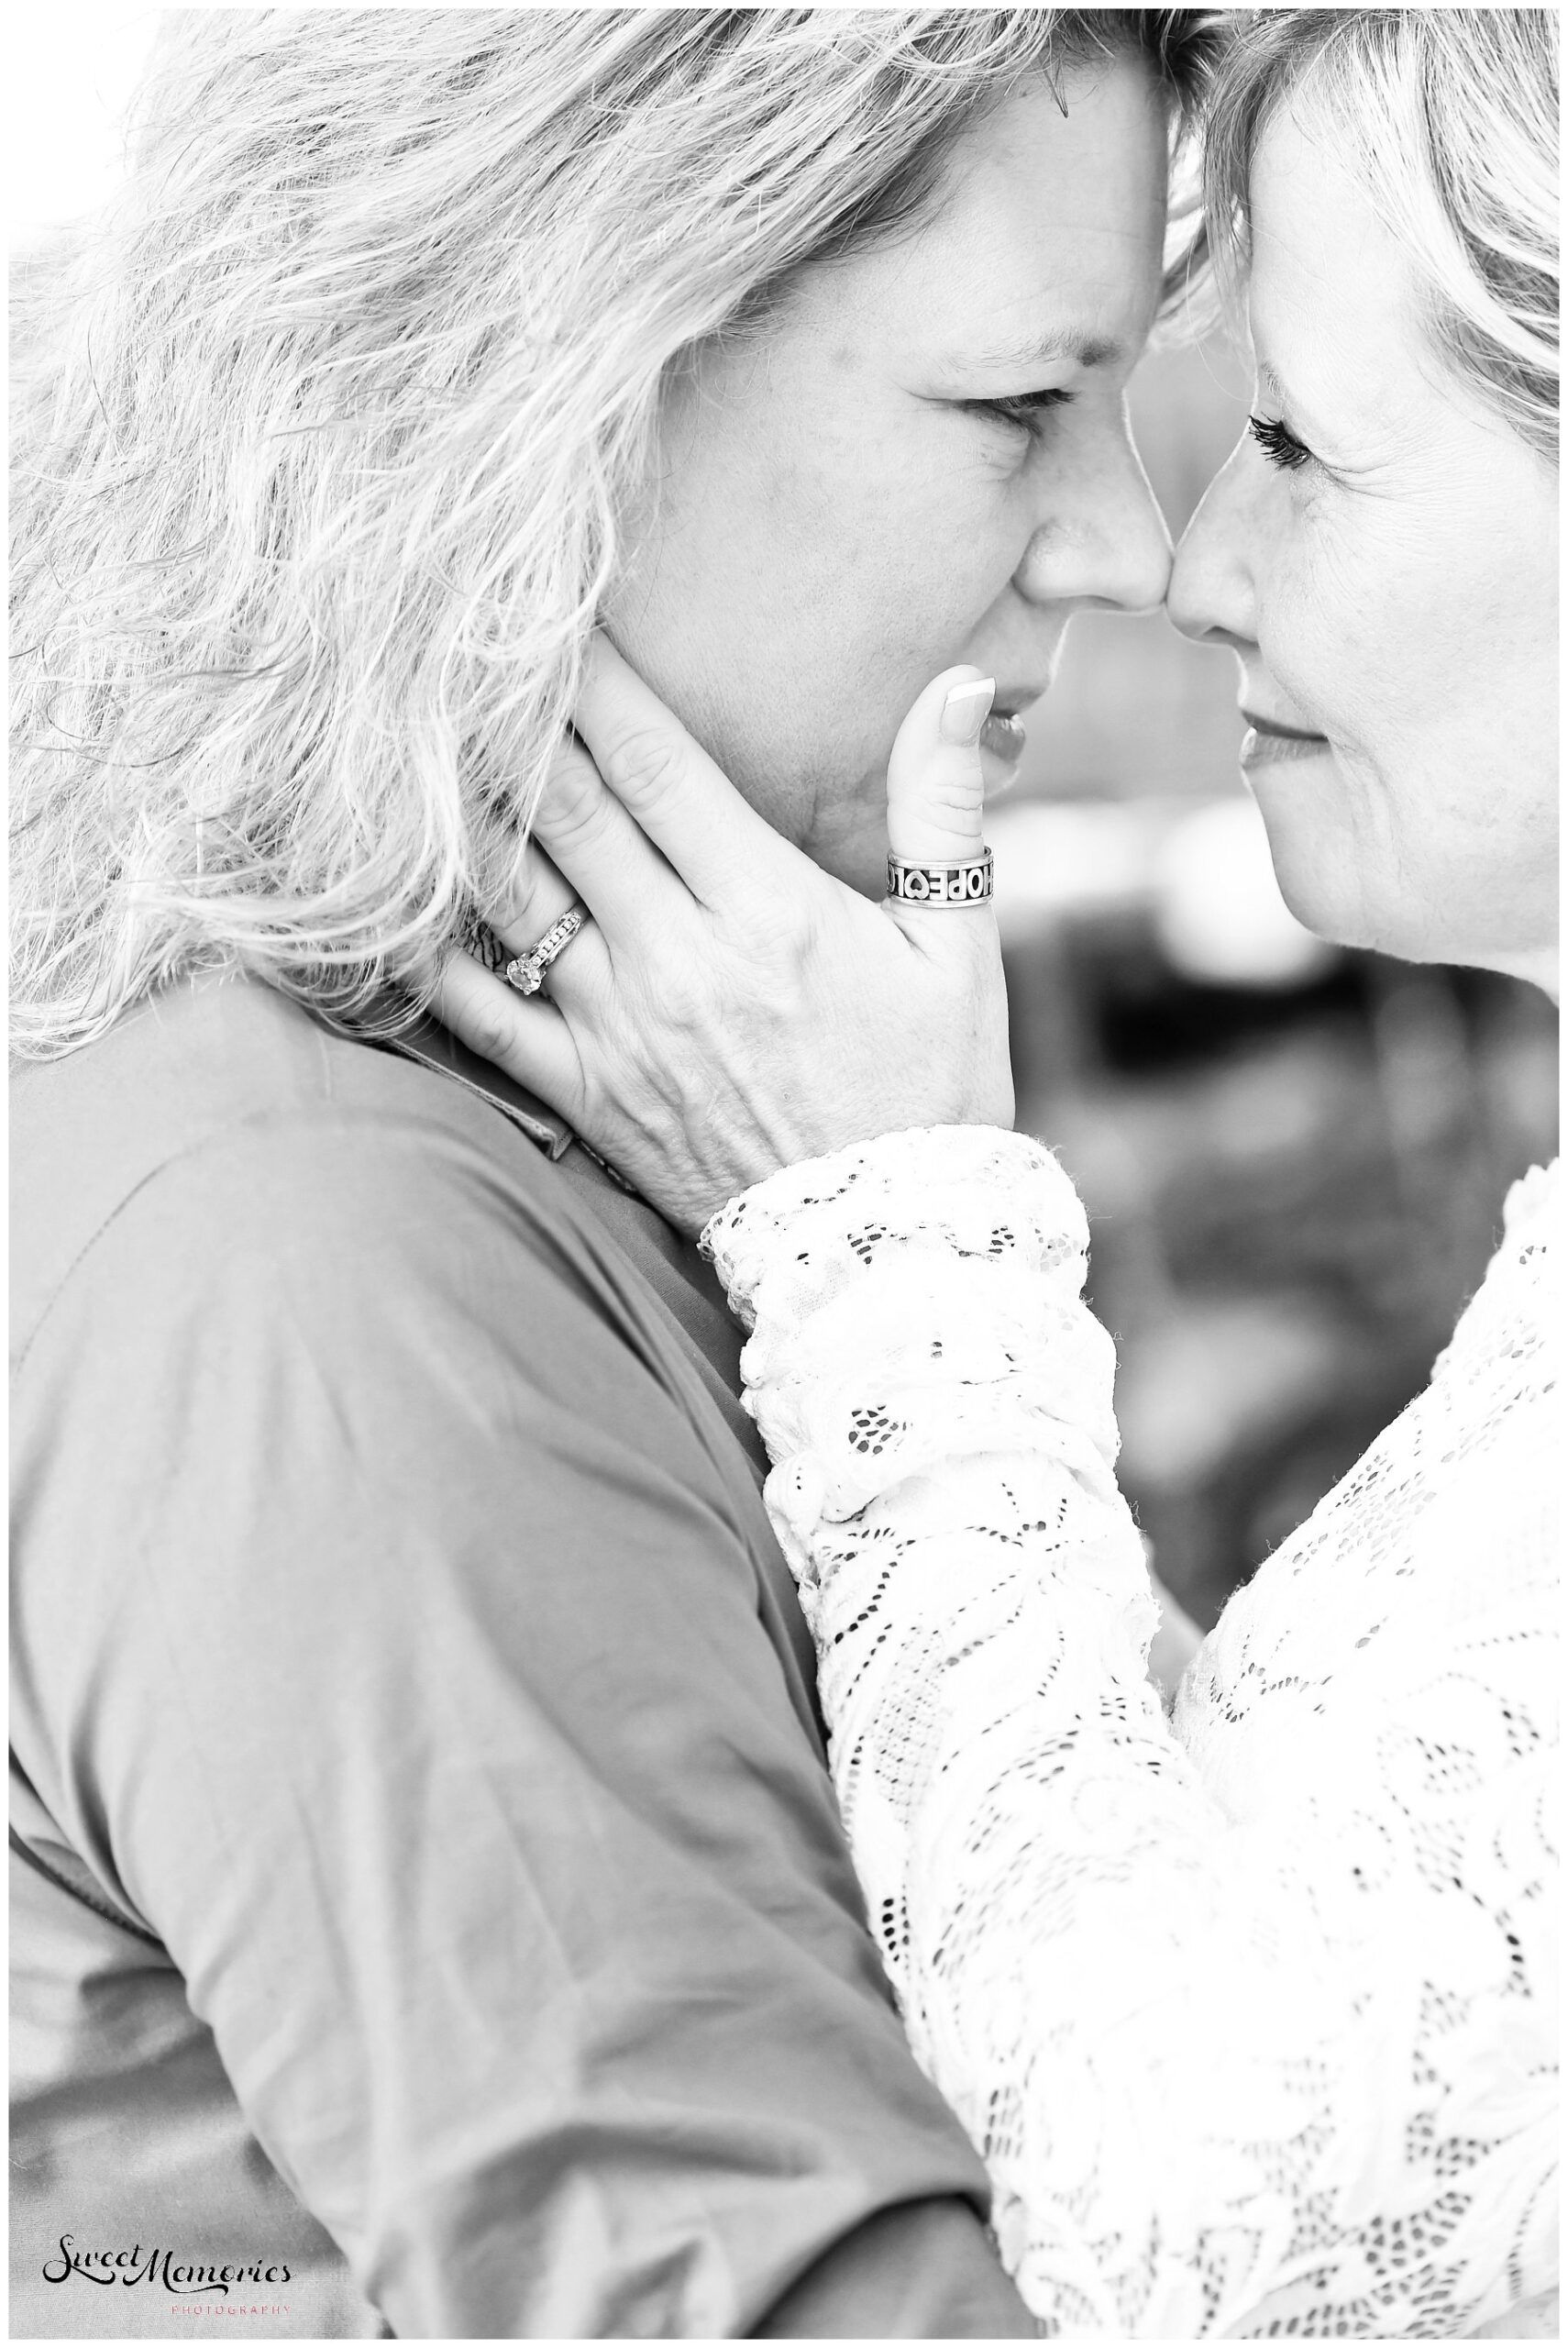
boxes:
[980,388,1075,436]
[1248,412,1313,471]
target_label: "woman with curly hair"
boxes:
[11,9,1221,2337]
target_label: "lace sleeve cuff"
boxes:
[700,1126,1090,1329]
[699,1126,1129,1545]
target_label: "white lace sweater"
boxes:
[701,1133,1558,2339]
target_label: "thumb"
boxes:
[885,665,994,894]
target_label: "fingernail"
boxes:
[940,676,996,747]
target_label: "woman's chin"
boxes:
[1250,812,1369,958]
[1259,808,1548,973]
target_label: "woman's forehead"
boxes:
[1246,103,1433,442]
[789,63,1169,374]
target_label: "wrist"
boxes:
[700,1124,1086,1330]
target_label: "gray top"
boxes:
[9,974,1032,2339]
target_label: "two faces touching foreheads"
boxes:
[608,55,1556,990]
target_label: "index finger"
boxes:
[572,633,785,909]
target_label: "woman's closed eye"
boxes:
[1247,410,1314,471]
[974,386,1076,437]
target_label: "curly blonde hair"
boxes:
[11,6,1221,1058]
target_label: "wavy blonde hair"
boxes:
[11,6,1222,1058]
[1204,6,1559,461]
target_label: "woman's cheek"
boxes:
[865,486,1020,700]
[1264,507,1388,745]
[1253,550,1328,729]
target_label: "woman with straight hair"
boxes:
[437,7,1559,2337]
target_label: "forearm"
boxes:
[801,1442,1353,2335]
[703,1127,1558,2335]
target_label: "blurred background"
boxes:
[13,12,1558,1632]
[7,4,161,249]
[1000,336,1558,1627]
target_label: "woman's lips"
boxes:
[1240,711,1331,770]
[980,709,1027,775]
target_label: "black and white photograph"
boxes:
[8,5,1559,2339]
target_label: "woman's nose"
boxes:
[1166,435,1261,648]
[1014,414,1173,618]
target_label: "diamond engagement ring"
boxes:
[886,849,994,906]
[503,904,590,995]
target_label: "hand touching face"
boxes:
[439,643,1014,1233]
[605,58,1174,895]
[1167,102,1559,990]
